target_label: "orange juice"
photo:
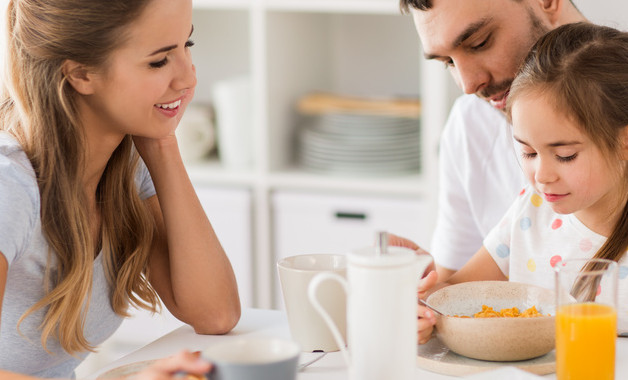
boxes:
[556,303,616,380]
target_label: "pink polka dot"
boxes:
[550,255,562,267]
[520,188,526,196]
[551,219,563,230]
[580,239,593,252]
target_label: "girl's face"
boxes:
[511,91,624,224]
[82,0,196,140]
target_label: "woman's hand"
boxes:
[417,271,439,344]
[135,350,210,380]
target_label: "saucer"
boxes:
[97,360,155,379]
[416,336,555,377]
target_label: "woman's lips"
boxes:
[544,193,568,202]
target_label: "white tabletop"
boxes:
[89,308,628,380]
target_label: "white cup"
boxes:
[211,76,252,169]
[277,254,347,352]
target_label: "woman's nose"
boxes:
[174,55,197,92]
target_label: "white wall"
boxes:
[577,0,628,29]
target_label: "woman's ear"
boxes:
[62,60,95,95]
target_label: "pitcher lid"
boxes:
[348,246,417,267]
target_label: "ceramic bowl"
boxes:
[427,281,555,362]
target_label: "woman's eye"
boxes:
[557,153,578,162]
[150,58,168,69]
[185,39,195,48]
[444,58,455,68]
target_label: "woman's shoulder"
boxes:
[0,132,37,188]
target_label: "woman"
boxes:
[0,0,240,377]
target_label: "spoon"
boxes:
[298,352,327,371]
[418,298,445,316]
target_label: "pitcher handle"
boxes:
[308,272,350,366]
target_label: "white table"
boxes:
[89,308,628,379]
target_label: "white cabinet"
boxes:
[272,190,433,307]
[195,185,253,308]
[188,0,456,308]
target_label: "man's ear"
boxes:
[537,0,563,26]
[62,60,95,95]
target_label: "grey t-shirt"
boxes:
[0,132,156,377]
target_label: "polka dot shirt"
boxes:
[484,185,628,333]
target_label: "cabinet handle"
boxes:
[334,212,367,220]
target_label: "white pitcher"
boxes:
[308,242,431,380]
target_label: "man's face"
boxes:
[412,0,550,112]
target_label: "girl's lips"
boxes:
[544,193,568,202]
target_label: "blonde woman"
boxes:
[0,0,240,378]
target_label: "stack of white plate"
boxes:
[297,113,420,176]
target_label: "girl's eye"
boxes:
[150,58,168,69]
[185,39,195,48]
[557,153,578,163]
[521,152,537,160]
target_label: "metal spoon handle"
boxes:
[418,298,444,316]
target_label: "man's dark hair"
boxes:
[400,0,431,14]
[400,0,575,14]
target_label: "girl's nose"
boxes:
[534,160,558,185]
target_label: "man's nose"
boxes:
[454,58,489,95]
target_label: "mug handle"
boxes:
[308,272,350,366]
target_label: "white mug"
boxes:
[308,246,431,380]
[277,254,347,352]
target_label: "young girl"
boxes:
[0,0,240,378]
[414,22,628,342]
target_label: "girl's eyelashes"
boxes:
[149,40,195,68]
[520,151,578,163]
[557,153,578,162]
[521,151,536,160]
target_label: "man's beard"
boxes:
[478,7,550,110]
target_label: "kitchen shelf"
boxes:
[189,1,456,308]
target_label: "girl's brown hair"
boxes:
[1,0,160,354]
[507,22,628,267]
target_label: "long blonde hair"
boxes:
[1,0,160,354]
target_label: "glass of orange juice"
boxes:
[554,258,618,380]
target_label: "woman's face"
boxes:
[81,0,196,140]
[511,91,623,227]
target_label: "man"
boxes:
[400,0,585,280]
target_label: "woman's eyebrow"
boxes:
[147,25,194,57]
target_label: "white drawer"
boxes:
[272,190,433,307]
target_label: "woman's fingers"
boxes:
[136,350,211,380]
